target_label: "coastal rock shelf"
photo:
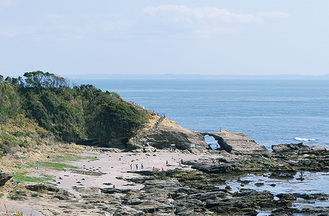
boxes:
[2,115,329,215]
[203,129,268,154]
[130,113,268,155]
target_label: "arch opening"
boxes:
[204,135,220,150]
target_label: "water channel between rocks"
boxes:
[217,172,329,214]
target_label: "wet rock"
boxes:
[255,182,264,187]
[270,171,296,179]
[277,193,297,201]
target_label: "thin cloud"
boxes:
[0,0,15,7]
[257,11,290,18]
[144,5,263,24]
[0,13,132,41]
[0,5,290,41]
[142,5,290,38]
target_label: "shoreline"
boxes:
[1,141,329,215]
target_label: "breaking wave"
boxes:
[294,137,316,142]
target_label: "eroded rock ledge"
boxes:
[130,114,268,155]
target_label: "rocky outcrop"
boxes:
[272,143,310,153]
[130,114,208,151]
[272,143,329,154]
[131,114,268,155]
[205,129,268,154]
[0,172,12,186]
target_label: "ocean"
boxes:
[74,78,329,150]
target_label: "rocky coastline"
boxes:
[1,115,329,215]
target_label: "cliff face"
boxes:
[129,113,208,151]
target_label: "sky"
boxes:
[1,0,329,78]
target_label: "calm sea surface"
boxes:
[75,79,329,149]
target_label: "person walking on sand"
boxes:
[136,164,138,169]
[141,163,144,169]
[166,160,168,165]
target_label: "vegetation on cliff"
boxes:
[0,71,149,153]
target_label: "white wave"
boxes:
[294,137,316,142]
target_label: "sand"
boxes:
[0,148,217,215]
[50,148,211,197]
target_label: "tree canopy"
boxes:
[0,71,149,147]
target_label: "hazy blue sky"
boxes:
[1,0,328,78]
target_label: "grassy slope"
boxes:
[0,115,87,186]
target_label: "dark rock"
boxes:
[255,182,264,187]
[71,169,106,176]
[272,143,310,153]
[270,171,296,179]
[189,191,227,202]
[10,194,28,200]
[26,184,60,192]
[238,180,251,185]
[225,185,232,191]
[100,188,131,194]
[311,146,326,152]
[277,193,297,201]
[0,172,12,186]
[54,195,69,200]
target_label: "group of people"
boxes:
[11,179,20,188]
[130,163,144,170]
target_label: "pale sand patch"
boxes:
[49,149,212,197]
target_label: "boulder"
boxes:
[0,172,12,186]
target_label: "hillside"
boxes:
[0,71,149,153]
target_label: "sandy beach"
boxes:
[51,148,211,197]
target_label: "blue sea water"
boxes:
[75,79,329,149]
